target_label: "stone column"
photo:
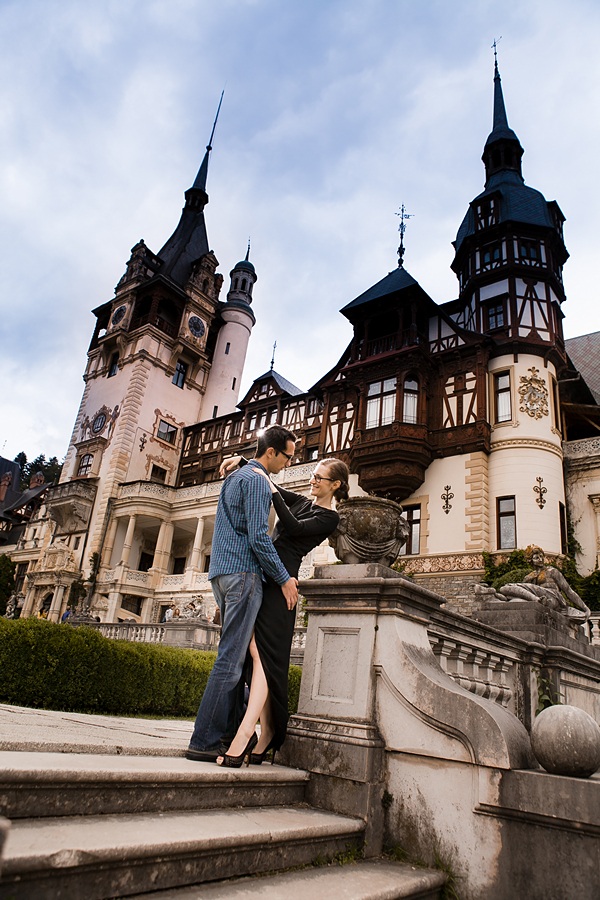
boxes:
[188,517,205,571]
[48,584,66,623]
[102,516,120,568]
[106,590,122,622]
[120,515,137,568]
[153,521,174,574]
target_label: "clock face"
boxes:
[188,315,205,338]
[111,305,127,326]
[92,413,106,434]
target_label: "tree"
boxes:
[0,554,16,616]
[13,452,63,491]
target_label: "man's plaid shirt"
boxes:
[208,461,290,585]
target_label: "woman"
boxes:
[216,456,350,767]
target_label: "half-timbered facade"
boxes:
[10,61,600,623]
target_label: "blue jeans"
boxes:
[188,572,263,751]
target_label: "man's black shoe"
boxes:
[185,747,220,762]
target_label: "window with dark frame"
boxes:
[497,496,516,549]
[77,453,93,477]
[108,352,119,377]
[402,377,418,424]
[172,360,188,389]
[398,505,421,556]
[150,465,167,483]
[366,377,397,429]
[494,372,512,423]
[487,303,505,330]
[157,420,177,445]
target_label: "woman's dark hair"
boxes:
[320,458,350,501]
[256,424,296,457]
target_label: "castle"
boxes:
[6,60,600,623]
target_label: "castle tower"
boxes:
[25,112,239,620]
[449,58,570,557]
[201,247,257,419]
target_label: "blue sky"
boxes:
[2,0,600,462]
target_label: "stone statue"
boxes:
[474,545,590,624]
[4,593,18,619]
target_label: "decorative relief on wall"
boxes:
[401,552,485,575]
[518,366,549,419]
[441,485,454,515]
[533,476,547,509]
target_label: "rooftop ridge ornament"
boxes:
[395,204,413,268]
[270,340,277,372]
[246,236,251,261]
[492,35,502,72]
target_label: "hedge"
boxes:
[0,618,302,719]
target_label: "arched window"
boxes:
[77,454,93,477]
[241,278,247,292]
[402,377,419,424]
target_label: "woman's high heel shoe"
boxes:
[250,737,277,766]
[217,732,258,768]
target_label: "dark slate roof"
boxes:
[454,172,555,252]
[341,267,422,314]
[157,148,211,287]
[255,369,304,396]
[565,331,600,404]
[2,482,49,514]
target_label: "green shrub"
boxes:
[0,618,302,718]
[288,665,302,714]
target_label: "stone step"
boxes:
[0,751,309,818]
[0,805,365,900]
[130,858,447,899]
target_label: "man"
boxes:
[186,424,298,761]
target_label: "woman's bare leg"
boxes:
[218,635,269,760]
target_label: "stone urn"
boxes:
[329,496,409,567]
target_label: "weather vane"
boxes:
[395,204,414,268]
[492,36,502,68]
[270,341,277,371]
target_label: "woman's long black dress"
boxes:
[253,486,339,751]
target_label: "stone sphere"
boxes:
[531,705,600,777]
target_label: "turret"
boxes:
[201,247,257,419]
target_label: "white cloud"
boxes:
[1,0,600,461]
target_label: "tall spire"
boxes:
[157,93,225,286]
[482,47,524,186]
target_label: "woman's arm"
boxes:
[272,491,338,539]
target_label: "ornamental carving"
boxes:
[518,367,549,419]
[401,553,485,575]
[329,496,409,566]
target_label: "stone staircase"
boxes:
[0,750,446,899]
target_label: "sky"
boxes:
[2,0,600,463]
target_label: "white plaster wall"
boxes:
[488,447,564,553]
[403,455,469,555]
[201,306,254,419]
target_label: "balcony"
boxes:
[45,480,97,532]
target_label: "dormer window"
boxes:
[475,198,497,230]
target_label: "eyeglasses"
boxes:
[310,473,333,484]
[278,449,294,461]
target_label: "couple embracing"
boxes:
[186,424,349,766]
